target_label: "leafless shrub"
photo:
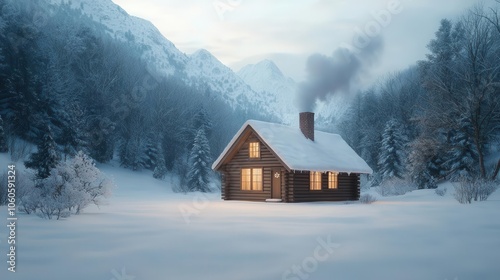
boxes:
[8,137,33,162]
[435,187,447,197]
[453,177,497,204]
[476,180,497,201]
[359,194,377,204]
[453,178,475,204]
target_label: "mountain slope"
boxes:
[47,0,276,119]
[237,59,350,127]
[48,0,347,126]
[238,59,298,124]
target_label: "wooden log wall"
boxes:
[222,132,284,201]
[287,172,360,202]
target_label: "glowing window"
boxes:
[249,142,260,158]
[242,168,251,190]
[310,171,322,190]
[328,172,338,189]
[241,168,262,191]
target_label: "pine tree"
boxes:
[143,132,158,170]
[188,108,213,150]
[152,138,167,179]
[192,108,213,137]
[444,118,478,180]
[0,116,8,152]
[186,128,212,192]
[378,119,407,180]
[118,136,147,171]
[25,127,60,179]
[153,149,167,180]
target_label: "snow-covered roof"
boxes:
[212,120,373,174]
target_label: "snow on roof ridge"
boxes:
[212,119,373,174]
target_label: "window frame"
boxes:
[310,171,322,191]
[249,142,260,159]
[241,168,263,191]
[328,172,339,189]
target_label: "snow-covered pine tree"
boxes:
[25,127,60,179]
[143,132,158,170]
[378,119,407,180]
[444,117,478,180]
[186,128,212,192]
[153,142,167,180]
[0,116,8,152]
[153,158,167,180]
[192,108,213,137]
[118,136,148,171]
[187,108,213,150]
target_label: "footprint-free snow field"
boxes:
[1,163,499,280]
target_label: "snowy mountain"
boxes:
[45,0,348,126]
[238,60,298,124]
[44,0,276,119]
[238,59,351,127]
[184,49,276,115]
[48,0,189,75]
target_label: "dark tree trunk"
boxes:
[492,159,500,180]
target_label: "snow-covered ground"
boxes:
[1,158,499,280]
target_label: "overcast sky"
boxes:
[112,0,492,82]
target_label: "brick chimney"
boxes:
[299,112,314,141]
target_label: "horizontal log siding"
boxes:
[288,172,360,202]
[223,134,284,201]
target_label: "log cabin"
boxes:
[212,112,373,202]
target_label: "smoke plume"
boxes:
[295,36,384,112]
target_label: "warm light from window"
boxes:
[249,142,260,158]
[242,168,251,190]
[252,168,262,190]
[310,171,321,190]
[241,168,262,191]
[328,172,338,189]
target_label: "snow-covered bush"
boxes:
[19,151,114,219]
[18,186,40,215]
[376,178,416,197]
[435,187,447,197]
[359,194,377,204]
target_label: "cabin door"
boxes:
[271,169,281,199]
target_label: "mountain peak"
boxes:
[239,59,284,79]
[191,49,216,61]
[255,59,283,76]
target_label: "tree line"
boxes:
[0,0,265,208]
[337,4,500,192]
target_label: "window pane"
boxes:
[329,172,338,189]
[249,142,260,158]
[310,171,321,190]
[241,169,251,190]
[252,168,262,190]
